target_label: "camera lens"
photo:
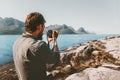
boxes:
[47,30,53,38]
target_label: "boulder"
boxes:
[66,66,120,80]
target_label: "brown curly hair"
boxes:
[25,12,46,32]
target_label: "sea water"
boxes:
[0,34,115,66]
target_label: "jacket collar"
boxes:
[22,32,40,40]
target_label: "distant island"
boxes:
[0,17,93,34]
[44,24,90,34]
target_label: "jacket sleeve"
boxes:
[29,41,60,64]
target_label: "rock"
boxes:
[61,65,72,74]
[92,50,100,57]
[58,36,120,80]
[65,72,89,80]
[65,46,79,52]
[66,66,120,80]
[51,70,60,77]
[0,63,17,80]
[102,63,120,70]
[83,67,120,80]
[103,37,120,60]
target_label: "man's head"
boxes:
[25,12,46,37]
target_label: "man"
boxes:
[13,12,60,80]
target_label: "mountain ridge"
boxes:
[0,17,92,34]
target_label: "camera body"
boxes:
[47,30,58,38]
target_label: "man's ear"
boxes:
[37,24,44,32]
[37,24,41,30]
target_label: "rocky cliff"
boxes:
[0,36,120,80]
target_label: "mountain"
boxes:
[44,24,76,34]
[0,17,91,34]
[0,17,25,34]
[76,27,88,34]
[44,25,90,34]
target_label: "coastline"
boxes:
[0,35,120,80]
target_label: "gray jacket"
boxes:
[13,33,60,80]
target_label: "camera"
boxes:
[47,30,58,38]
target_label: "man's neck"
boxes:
[26,31,38,37]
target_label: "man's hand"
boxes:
[47,30,58,44]
[47,37,53,43]
[52,30,59,52]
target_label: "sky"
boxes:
[0,0,119,34]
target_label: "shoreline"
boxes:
[0,35,120,80]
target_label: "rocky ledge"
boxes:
[1,36,120,80]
